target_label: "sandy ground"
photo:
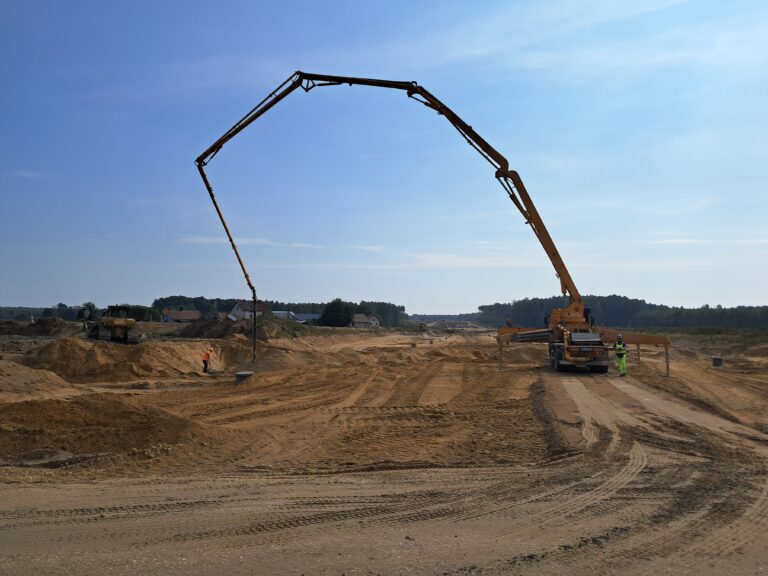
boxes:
[1,328,767,575]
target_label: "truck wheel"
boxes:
[553,351,563,372]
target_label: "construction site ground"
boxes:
[1,326,767,575]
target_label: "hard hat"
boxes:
[617,334,623,339]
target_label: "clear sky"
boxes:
[1,1,766,314]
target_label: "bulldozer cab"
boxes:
[103,305,130,318]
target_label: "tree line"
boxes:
[4,294,764,329]
[151,296,239,315]
[150,296,406,327]
[476,295,768,329]
[0,296,407,327]
[0,303,159,322]
[314,299,406,327]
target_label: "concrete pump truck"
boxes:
[194,72,670,373]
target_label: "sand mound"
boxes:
[23,338,251,382]
[0,360,82,402]
[423,343,545,365]
[176,319,258,339]
[0,393,224,462]
[501,344,548,364]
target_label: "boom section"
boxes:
[195,71,581,303]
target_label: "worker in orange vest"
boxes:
[202,347,213,373]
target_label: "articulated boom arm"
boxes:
[196,71,582,322]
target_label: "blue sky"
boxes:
[1,1,766,313]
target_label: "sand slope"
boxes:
[23,337,251,382]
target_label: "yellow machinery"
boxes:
[491,165,671,373]
[194,71,670,372]
[88,305,141,344]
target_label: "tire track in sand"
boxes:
[609,377,768,557]
[450,372,648,531]
[427,441,646,541]
[689,448,768,556]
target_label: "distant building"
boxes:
[293,313,321,324]
[351,314,380,328]
[229,300,268,321]
[271,311,297,321]
[168,309,202,323]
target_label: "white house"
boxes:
[229,301,265,321]
[351,314,380,328]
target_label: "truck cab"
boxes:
[549,330,609,373]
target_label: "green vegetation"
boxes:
[266,299,406,327]
[477,295,768,329]
[149,296,406,327]
[0,303,100,322]
[3,294,762,329]
[318,298,355,327]
[151,296,238,315]
[312,299,406,327]
[0,302,160,322]
[359,301,407,327]
[262,300,325,314]
[121,305,161,322]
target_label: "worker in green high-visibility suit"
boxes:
[614,334,627,377]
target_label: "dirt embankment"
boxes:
[0,318,77,337]
[23,338,251,383]
[0,393,233,466]
[176,317,315,340]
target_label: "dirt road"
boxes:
[1,331,767,574]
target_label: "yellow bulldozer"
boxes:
[87,305,142,344]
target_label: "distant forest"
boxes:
[0,302,161,322]
[2,294,766,329]
[475,295,768,330]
